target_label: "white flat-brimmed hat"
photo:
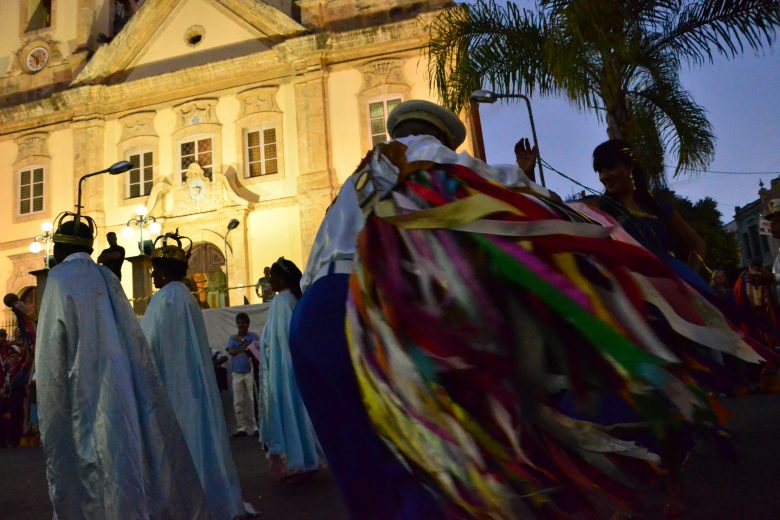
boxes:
[766,199,780,219]
[387,100,467,149]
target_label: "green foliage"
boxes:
[654,187,740,273]
[428,0,779,182]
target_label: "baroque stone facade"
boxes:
[0,0,461,313]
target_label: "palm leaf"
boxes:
[653,0,779,65]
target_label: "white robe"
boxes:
[142,281,244,520]
[35,253,210,520]
[258,289,325,475]
[300,134,551,292]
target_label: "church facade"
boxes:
[0,0,470,312]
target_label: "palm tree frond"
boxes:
[427,1,556,112]
[655,0,779,66]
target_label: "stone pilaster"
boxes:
[29,268,50,315]
[71,116,106,233]
[127,255,153,315]
[76,0,99,51]
[293,71,337,261]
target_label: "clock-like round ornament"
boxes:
[24,45,50,73]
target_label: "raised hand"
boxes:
[514,138,538,181]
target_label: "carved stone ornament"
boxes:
[119,111,157,142]
[14,132,50,161]
[359,59,406,91]
[237,86,280,117]
[7,252,38,295]
[169,168,248,215]
[174,99,219,130]
[184,163,210,202]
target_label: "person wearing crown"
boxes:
[35,213,210,519]
[141,230,246,520]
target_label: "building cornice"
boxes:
[0,14,437,137]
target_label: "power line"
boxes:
[665,166,780,175]
[540,159,600,195]
[541,159,758,212]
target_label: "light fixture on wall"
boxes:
[122,205,161,254]
[29,221,54,268]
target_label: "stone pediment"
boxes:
[74,0,306,86]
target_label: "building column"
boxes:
[71,116,107,242]
[127,254,153,315]
[29,268,49,315]
[292,70,337,261]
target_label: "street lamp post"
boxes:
[224,219,240,304]
[122,205,162,254]
[29,221,54,267]
[470,89,546,187]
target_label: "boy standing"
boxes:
[227,312,259,436]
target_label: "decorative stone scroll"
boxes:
[173,98,220,130]
[7,252,38,295]
[237,86,280,117]
[14,132,49,161]
[359,59,406,90]
[118,111,157,142]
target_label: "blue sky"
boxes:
[461,1,780,222]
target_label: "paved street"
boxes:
[2,394,780,519]
[0,434,349,520]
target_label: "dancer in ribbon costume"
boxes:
[342,120,763,516]
[258,257,325,481]
[36,213,210,519]
[141,230,245,520]
[291,99,557,518]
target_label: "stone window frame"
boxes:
[366,96,404,148]
[357,60,411,153]
[125,148,155,200]
[237,112,285,183]
[116,135,159,208]
[172,99,222,186]
[16,163,46,217]
[176,132,218,184]
[20,0,56,36]
[12,136,52,224]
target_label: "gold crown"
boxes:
[51,211,97,248]
[151,229,192,264]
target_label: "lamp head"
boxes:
[227,219,240,231]
[135,205,149,217]
[470,90,499,104]
[41,221,53,233]
[108,160,132,175]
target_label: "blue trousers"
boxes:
[289,274,442,519]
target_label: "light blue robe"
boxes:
[258,289,326,474]
[35,253,210,519]
[142,281,244,520]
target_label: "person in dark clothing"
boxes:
[97,232,125,279]
[0,351,30,448]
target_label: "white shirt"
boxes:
[300,135,550,292]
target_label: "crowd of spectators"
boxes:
[0,324,37,448]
